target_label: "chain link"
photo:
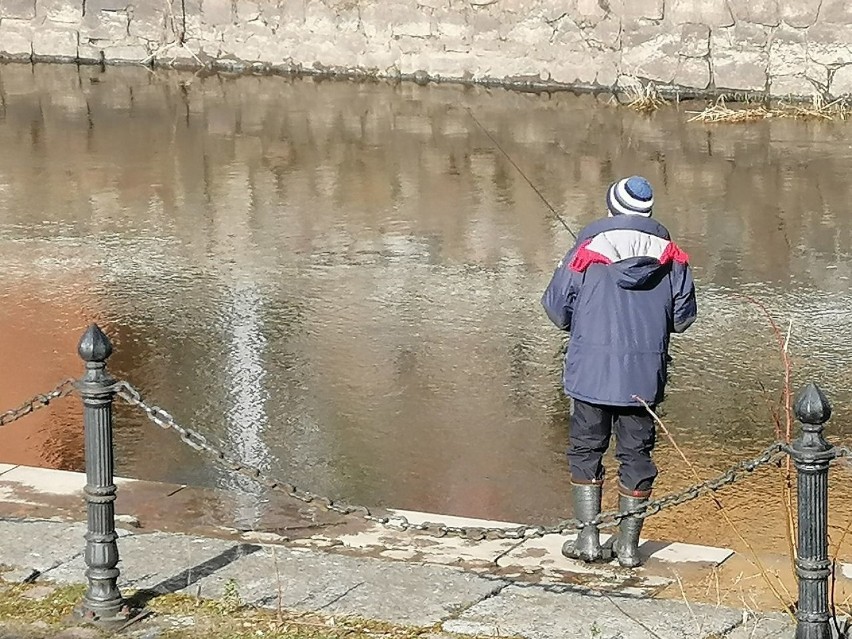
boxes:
[0,379,76,427]
[115,380,787,540]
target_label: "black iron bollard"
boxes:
[791,382,835,639]
[75,324,127,623]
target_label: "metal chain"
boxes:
[115,380,787,541]
[0,379,76,427]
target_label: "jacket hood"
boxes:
[567,227,689,289]
[610,256,668,289]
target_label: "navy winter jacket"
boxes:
[541,215,697,407]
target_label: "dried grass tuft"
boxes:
[688,94,852,123]
[623,80,669,113]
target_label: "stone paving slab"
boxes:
[303,507,733,598]
[494,532,674,596]
[643,540,734,565]
[0,465,18,476]
[0,465,347,543]
[169,542,506,627]
[724,613,794,639]
[0,520,88,579]
[0,466,134,494]
[442,585,745,639]
[46,530,242,592]
[330,522,523,567]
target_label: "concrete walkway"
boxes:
[0,464,845,638]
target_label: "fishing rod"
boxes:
[463,106,577,239]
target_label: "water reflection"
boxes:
[0,63,851,557]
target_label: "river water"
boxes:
[0,64,850,558]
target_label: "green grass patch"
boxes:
[0,580,451,639]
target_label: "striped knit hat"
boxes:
[606,176,654,217]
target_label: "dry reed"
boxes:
[688,94,852,123]
[634,396,797,621]
[617,78,670,113]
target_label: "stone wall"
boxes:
[0,0,851,98]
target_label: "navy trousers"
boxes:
[568,399,658,492]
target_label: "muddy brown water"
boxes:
[0,64,851,558]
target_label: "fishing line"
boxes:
[463,106,577,239]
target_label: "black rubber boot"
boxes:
[613,493,648,568]
[562,483,604,562]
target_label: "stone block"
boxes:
[818,0,852,25]
[234,0,262,22]
[35,0,82,23]
[357,42,398,69]
[548,45,597,84]
[32,22,78,56]
[201,0,233,25]
[389,4,433,38]
[359,3,393,40]
[711,24,771,91]
[290,31,367,67]
[434,11,470,41]
[255,1,288,30]
[622,24,710,88]
[468,9,508,39]
[128,4,169,41]
[595,50,620,86]
[220,23,285,61]
[622,25,679,81]
[0,18,33,57]
[80,9,129,40]
[412,51,470,78]
[84,0,127,10]
[616,0,664,20]
[807,24,852,65]
[771,74,819,97]
[190,546,504,628]
[667,0,734,27]
[768,24,806,76]
[277,0,306,24]
[467,43,546,80]
[832,65,852,96]
[81,42,149,61]
[182,35,219,60]
[680,22,710,57]
[585,15,620,48]
[489,0,533,13]
[674,57,710,88]
[574,0,606,25]
[504,17,546,47]
[392,34,437,55]
[444,585,744,639]
[0,0,36,19]
[303,0,344,35]
[729,0,780,27]
[441,36,469,53]
[778,0,820,28]
[180,0,201,19]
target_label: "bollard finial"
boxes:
[77,324,113,363]
[793,382,832,425]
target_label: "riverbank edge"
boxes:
[0,55,803,106]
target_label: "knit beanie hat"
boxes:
[606,176,654,217]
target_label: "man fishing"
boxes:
[541,176,697,567]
